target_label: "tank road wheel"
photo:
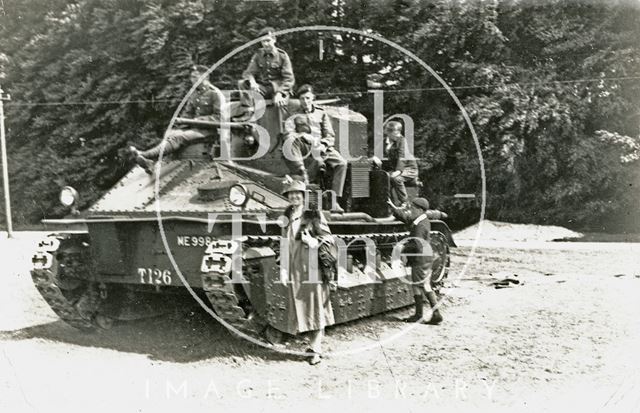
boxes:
[430,231,450,287]
[31,235,100,332]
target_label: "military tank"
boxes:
[30,97,456,335]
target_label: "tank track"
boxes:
[200,231,451,332]
[31,234,100,331]
[200,239,253,333]
[201,270,249,330]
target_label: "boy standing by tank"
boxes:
[387,197,443,325]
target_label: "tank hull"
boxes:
[32,215,452,333]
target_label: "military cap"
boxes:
[412,197,429,211]
[191,65,211,82]
[258,27,276,38]
[191,64,208,75]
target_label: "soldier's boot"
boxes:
[129,146,154,175]
[404,294,424,323]
[424,291,443,325]
[330,200,345,214]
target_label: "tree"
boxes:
[0,0,638,231]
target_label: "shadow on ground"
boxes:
[0,301,421,364]
[0,303,295,364]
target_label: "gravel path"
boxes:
[1,232,639,412]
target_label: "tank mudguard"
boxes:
[430,220,457,247]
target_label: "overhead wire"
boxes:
[4,75,640,107]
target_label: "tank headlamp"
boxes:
[59,186,78,207]
[228,184,249,207]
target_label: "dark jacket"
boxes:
[392,207,433,265]
[383,134,418,173]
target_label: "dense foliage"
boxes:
[0,0,638,231]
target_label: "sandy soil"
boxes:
[1,231,639,412]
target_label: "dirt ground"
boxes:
[1,231,639,412]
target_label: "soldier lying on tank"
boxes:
[387,197,443,325]
[371,121,419,206]
[283,84,347,213]
[237,27,295,119]
[129,65,225,174]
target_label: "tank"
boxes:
[30,98,456,335]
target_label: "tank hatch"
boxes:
[197,180,238,202]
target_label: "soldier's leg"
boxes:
[306,157,323,187]
[138,129,203,159]
[237,79,253,109]
[404,264,426,323]
[391,175,409,205]
[132,129,207,174]
[390,174,407,205]
[420,259,443,325]
[237,80,272,119]
[282,136,310,182]
[391,174,418,205]
[323,148,348,198]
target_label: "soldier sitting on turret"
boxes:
[282,116,320,185]
[237,27,295,119]
[283,84,347,213]
[372,120,419,206]
[129,65,225,174]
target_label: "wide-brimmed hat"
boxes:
[411,197,429,211]
[282,180,306,195]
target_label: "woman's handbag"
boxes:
[317,235,338,285]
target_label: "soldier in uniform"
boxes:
[372,120,419,206]
[239,27,295,116]
[281,116,318,185]
[283,84,347,213]
[130,65,225,174]
[387,197,443,325]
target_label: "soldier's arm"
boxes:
[387,201,411,223]
[319,112,336,148]
[182,95,195,119]
[283,113,298,137]
[242,53,260,83]
[274,52,295,96]
[209,87,226,121]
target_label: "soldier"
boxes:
[130,65,225,174]
[281,116,318,185]
[387,197,443,325]
[238,27,295,116]
[284,84,347,213]
[372,120,419,206]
